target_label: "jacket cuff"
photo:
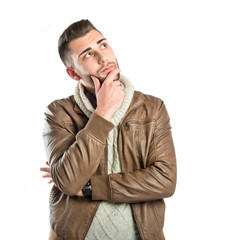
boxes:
[91,174,111,201]
[84,112,114,143]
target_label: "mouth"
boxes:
[101,65,114,73]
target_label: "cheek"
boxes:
[109,49,116,60]
[76,62,96,75]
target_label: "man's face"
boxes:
[68,30,118,88]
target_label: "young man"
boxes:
[41,19,177,240]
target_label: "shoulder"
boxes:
[46,95,76,112]
[125,90,166,121]
[46,95,83,115]
[44,95,84,124]
[133,90,164,110]
[132,91,171,125]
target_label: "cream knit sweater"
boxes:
[74,75,141,240]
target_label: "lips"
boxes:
[101,65,114,73]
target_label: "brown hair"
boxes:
[58,19,100,67]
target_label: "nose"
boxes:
[98,53,108,64]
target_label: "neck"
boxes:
[83,84,96,96]
[84,88,97,109]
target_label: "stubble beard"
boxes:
[97,60,120,83]
[74,60,120,88]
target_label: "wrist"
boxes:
[82,180,92,198]
[95,108,112,121]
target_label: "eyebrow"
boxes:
[78,38,107,58]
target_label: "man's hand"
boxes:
[92,68,124,121]
[40,161,54,184]
[40,161,83,197]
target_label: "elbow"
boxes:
[51,167,82,196]
[165,179,176,198]
[59,183,80,196]
[54,178,81,196]
[155,162,177,198]
[163,174,177,198]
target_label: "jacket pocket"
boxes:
[123,119,156,168]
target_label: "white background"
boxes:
[0,0,240,239]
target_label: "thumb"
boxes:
[91,76,101,94]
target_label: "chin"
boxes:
[100,72,120,82]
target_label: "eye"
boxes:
[101,43,107,49]
[85,52,93,58]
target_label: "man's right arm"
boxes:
[43,105,114,196]
[43,68,124,196]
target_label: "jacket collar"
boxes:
[73,102,82,114]
[118,91,144,126]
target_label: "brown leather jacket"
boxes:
[43,91,177,240]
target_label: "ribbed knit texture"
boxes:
[74,75,141,240]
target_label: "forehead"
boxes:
[68,30,105,54]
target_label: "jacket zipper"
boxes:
[116,102,154,239]
[119,102,144,128]
[82,201,100,240]
[124,119,156,130]
[131,204,144,240]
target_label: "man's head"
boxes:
[58,19,118,92]
[58,20,99,68]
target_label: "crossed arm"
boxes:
[40,161,84,196]
[42,69,123,197]
[41,69,176,202]
[41,101,176,202]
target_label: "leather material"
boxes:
[49,227,62,240]
[43,91,177,240]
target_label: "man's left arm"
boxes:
[91,102,177,203]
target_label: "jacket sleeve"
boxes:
[91,102,177,203]
[42,102,114,196]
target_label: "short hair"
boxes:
[58,19,100,67]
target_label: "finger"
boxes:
[42,173,51,178]
[112,80,121,87]
[104,68,121,84]
[46,161,49,166]
[40,167,50,173]
[76,190,83,197]
[91,76,101,94]
[48,179,54,184]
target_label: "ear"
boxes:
[66,67,81,81]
